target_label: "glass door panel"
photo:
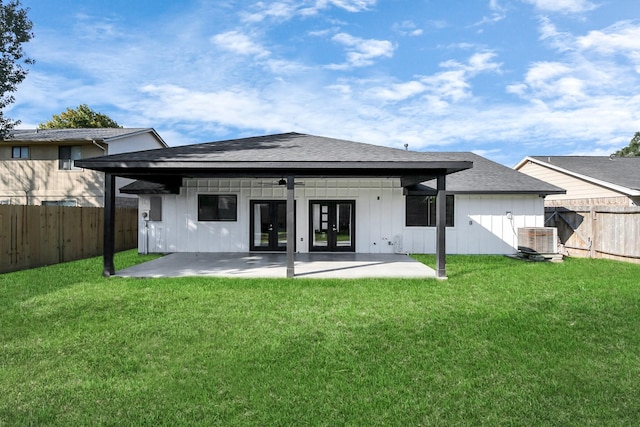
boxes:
[250,200,294,251]
[312,203,329,247]
[336,203,352,247]
[276,202,288,249]
[253,202,271,249]
[309,201,355,252]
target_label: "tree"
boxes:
[612,132,640,157]
[0,0,34,139]
[38,104,121,129]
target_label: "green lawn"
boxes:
[1,251,639,426]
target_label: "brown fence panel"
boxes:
[0,205,138,274]
[116,207,138,251]
[546,206,640,263]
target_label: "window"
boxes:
[59,146,82,170]
[42,200,77,207]
[405,195,455,227]
[0,200,9,205]
[12,146,29,159]
[198,195,237,221]
[149,196,162,221]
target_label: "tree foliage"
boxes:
[612,132,640,157]
[38,104,121,129]
[0,0,34,139]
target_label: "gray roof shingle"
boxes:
[529,156,640,191]
[80,132,467,163]
[412,152,565,194]
[4,128,155,142]
[110,133,563,195]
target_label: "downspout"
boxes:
[92,140,107,153]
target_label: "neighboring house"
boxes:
[514,156,640,207]
[77,133,563,268]
[0,128,168,207]
[514,156,640,263]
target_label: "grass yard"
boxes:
[1,251,639,426]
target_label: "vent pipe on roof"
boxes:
[404,143,409,151]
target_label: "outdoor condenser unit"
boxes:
[517,227,558,254]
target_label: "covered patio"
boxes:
[116,252,436,279]
[76,133,472,279]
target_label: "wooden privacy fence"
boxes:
[0,205,138,274]
[546,206,640,263]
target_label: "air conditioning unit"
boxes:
[518,227,558,254]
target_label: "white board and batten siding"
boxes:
[402,194,545,254]
[138,178,545,255]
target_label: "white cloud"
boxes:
[364,51,502,105]
[516,19,640,108]
[327,33,394,69]
[440,51,502,74]
[324,0,377,12]
[393,21,424,37]
[577,21,640,56]
[474,0,507,26]
[210,31,270,57]
[367,81,426,101]
[242,2,297,22]
[242,0,376,22]
[420,70,470,103]
[522,0,597,14]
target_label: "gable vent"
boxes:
[518,227,558,254]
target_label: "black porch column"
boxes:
[286,175,295,278]
[435,175,447,279]
[103,173,116,277]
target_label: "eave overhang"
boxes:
[403,183,567,196]
[76,159,473,187]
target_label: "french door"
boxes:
[250,200,294,251]
[309,201,355,252]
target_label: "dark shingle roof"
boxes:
[76,133,473,183]
[529,156,640,192]
[4,128,159,143]
[410,152,565,195]
[80,132,465,163]
[111,133,563,195]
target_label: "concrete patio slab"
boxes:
[116,253,436,279]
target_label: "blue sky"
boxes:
[8,0,640,166]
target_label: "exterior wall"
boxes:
[106,132,166,155]
[107,133,167,204]
[402,194,544,254]
[0,143,105,206]
[517,161,632,206]
[138,178,545,255]
[0,133,164,206]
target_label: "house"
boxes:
[0,128,168,207]
[514,156,640,262]
[514,156,640,207]
[76,133,563,277]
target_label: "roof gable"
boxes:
[4,128,167,146]
[516,156,640,195]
